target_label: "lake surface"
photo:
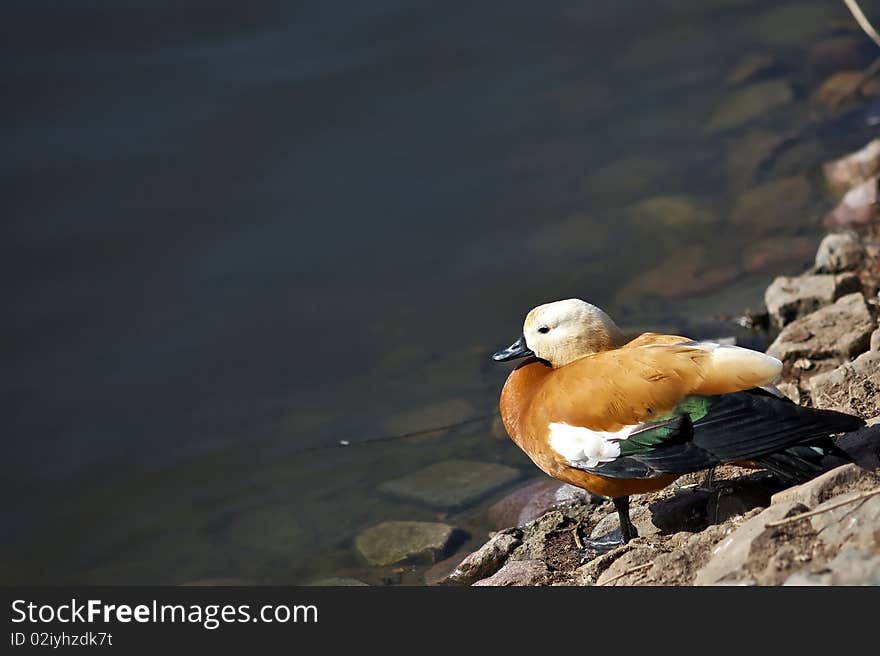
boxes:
[4,0,877,584]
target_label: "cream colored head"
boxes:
[523,299,625,367]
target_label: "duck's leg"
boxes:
[699,467,716,491]
[582,496,638,554]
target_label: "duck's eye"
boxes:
[537,326,550,334]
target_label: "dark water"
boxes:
[3,0,877,583]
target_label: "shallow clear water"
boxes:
[3,0,878,584]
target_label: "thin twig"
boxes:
[598,562,652,586]
[765,486,880,528]
[571,525,584,550]
[844,0,880,49]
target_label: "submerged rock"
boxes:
[705,80,793,133]
[741,236,815,273]
[729,175,813,232]
[379,459,522,509]
[809,351,880,418]
[726,53,779,87]
[766,292,874,363]
[626,195,719,231]
[764,273,861,327]
[354,521,460,566]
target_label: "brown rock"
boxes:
[472,559,550,586]
[766,293,874,363]
[814,71,869,109]
[440,529,522,586]
[809,351,880,418]
[823,140,880,194]
[724,129,784,191]
[620,246,740,300]
[764,273,862,327]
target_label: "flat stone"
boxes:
[730,175,813,232]
[823,140,880,194]
[705,80,793,133]
[354,521,459,566]
[809,351,880,418]
[694,500,807,585]
[487,478,598,529]
[472,559,550,586]
[770,464,867,508]
[814,232,866,273]
[764,273,861,327]
[379,459,522,509]
[818,546,880,585]
[766,293,874,363]
[441,529,522,586]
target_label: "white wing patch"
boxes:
[548,422,630,468]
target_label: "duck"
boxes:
[492,298,879,552]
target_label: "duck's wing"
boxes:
[564,389,864,479]
[540,340,783,431]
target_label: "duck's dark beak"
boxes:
[492,335,534,362]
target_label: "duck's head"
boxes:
[492,298,625,368]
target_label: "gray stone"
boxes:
[379,459,522,509]
[775,382,801,404]
[871,328,880,352]
[694,500,807,585]
[441,529,522,586]
[764,274,861,327]
[809,351,880,418]
[766,293,874,363]
[472,559,550,586]
[354,521,459,566]
[814,233,866,273]
[705,80,794,133]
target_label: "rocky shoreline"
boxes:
[430,139,880,587]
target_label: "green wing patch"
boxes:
[617,396,712,456]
